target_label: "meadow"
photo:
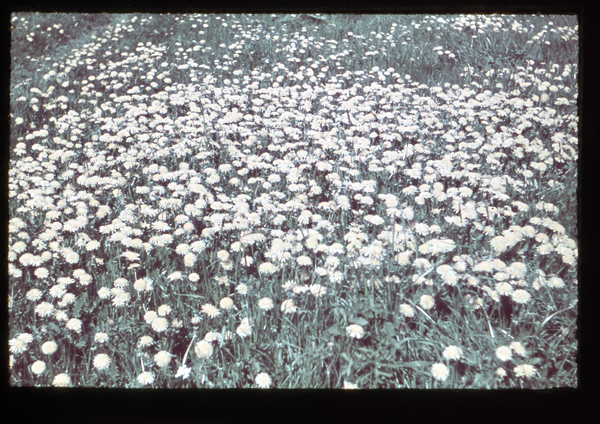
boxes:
[9,13,578,388]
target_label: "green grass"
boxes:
[9,12,578,388]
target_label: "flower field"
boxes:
[9,13,578,388]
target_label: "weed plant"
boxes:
[9,13,578,388]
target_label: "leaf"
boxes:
[530,357,544,366]
[326,325,341,336]
[383,321,395,338]
[72,293,87,318]
[396,361,434,369]
[471,373,485,387]
[471,372,494,388]
[517,326,531,339]
[349,317,369,326]
[360,311,375,320]
[45,322,60,333]
[395,337,438,348]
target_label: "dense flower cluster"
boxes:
[9,13,577,388]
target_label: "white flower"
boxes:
[52,373,71,387]
[419,294,435,310]
[219,297,235,310]
[194,340,214,358]
[259,262,278,275]
[346,324,365,339]
[255,372,272,388]
[442,345,463,360]
[514,364,536,378]
[137,371,155,385]
[93,353,111,371]
[144,310,158,324]
[41,340,58,354]
[66,318,82,333]
[236,318,253,338]
[17,333,33,344]
[31,360,46,375]
[167,271,183,281]
[9,338,27,354]
[154,350,172,368]
[510,341,527,357]
[204,331,221,342]
[309,284,327,298]
[94,332,109,343]
[343,381,358,389]
[138,336,155,348]
[511,289,532,304]
[26,289,43,301]
[297,255,312,266]
[217,250,230,261]
[175,365,191,379]
[151,317,169,332]
[281,299,297,314]
[201,303,220,318]
[258,297,274,311]
[157,304,172,316]
[495,346,513,362]
[431,363,450,381]
[36,302,54,317]
[399,304,415,317]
